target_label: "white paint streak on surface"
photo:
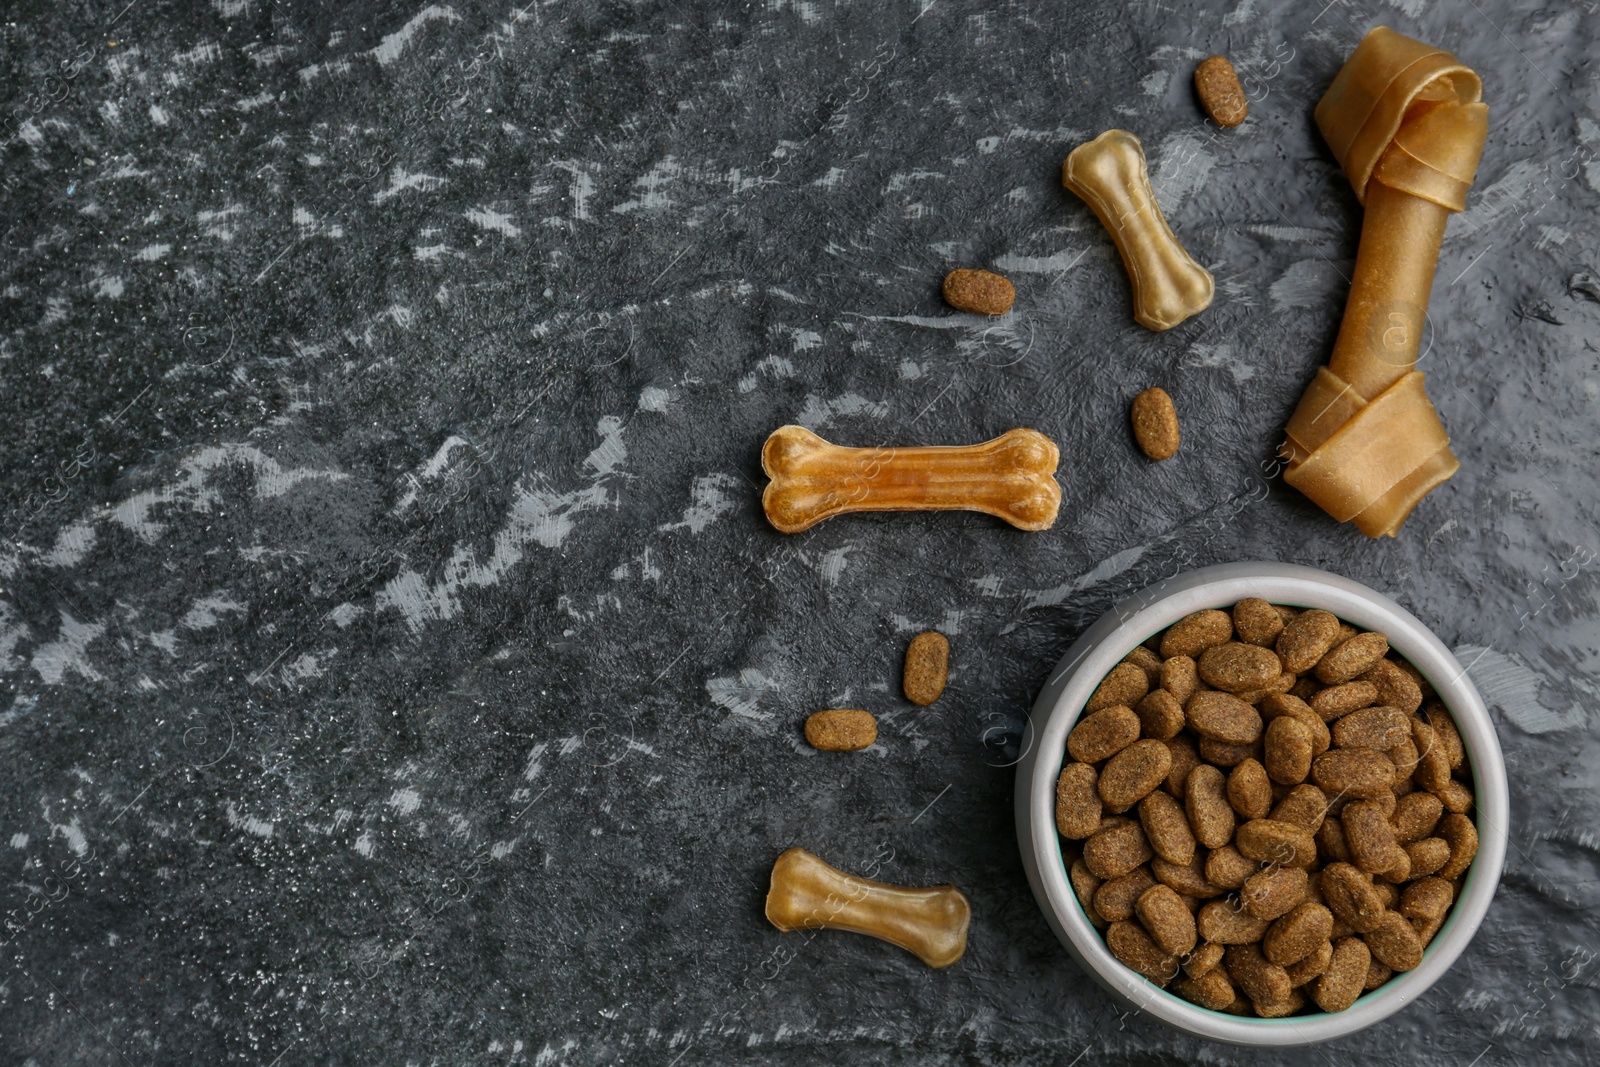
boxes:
[1151,131,1216,211]
[181,593,245,630]
[737,355,797,393]
[794,392,888,429]
[817,546,852,587]
[370,5,461,66]
[658,474,739,534]
[582,416,627,476]
[1020,544,1150,612]
[225,803,275,839]
[1183,341,1254,382]
[372,168,450,204]
[110,443,347,541]
[638,386,670,411]
[706,668,779,723]
[51,818,88,856]
[994,249,1087,274]
[465,206,521,237]
[1455,645,1587,734]
[376,420,622,629]
[389,788,423,815]
[43,520,97,567]
[30,613,105,684]
[1268,259,1345,312]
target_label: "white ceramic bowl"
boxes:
[1014,562,1507,1045]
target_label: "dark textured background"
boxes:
[2,0,1598,1063]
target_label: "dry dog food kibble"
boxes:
[942,268,1015,316]
[804,709,878,751]
[1194,55,1249,127]
[902,631,950,706]
[1054,599,1477,1016]
[1131,387,1182,461]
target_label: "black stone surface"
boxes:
[2,1,1598,1063]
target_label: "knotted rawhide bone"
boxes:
[760,425,1061,534]
[1282,27,1489,537]
[1063,129,1214,331]
[764,847,971,968]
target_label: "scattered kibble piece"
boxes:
[1131,387,1181,460]
[803,709,877,751]
[903,631,950,706]
[942,268,1015,315]
[1194,55,1249,127]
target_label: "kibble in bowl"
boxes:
[1015,563,1506,1046]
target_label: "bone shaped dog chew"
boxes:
[760,425,1061,534]
[1063,129,1214,331]
[1281,27,1489,537]
[764,847,971,968]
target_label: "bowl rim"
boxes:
[1013,561,1508,1046]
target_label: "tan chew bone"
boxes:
[1063,129,1214,331]
[1282,27,1489,537]
[764,847,971,968]
[760,425,1061,534]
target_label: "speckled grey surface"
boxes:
[2,0,1598,1063]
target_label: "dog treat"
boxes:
[1285,938,1334,987]
[1139,790,1197,865]
[1135,689,1186,740]
[1184,939,1226,979]
[1194,55,1248,127]
[1311,680,1379,721]
[1095,867,1159,923]
[942,268,1015,315]
[1056,761,1103,840]
[903,631,950,706]
[804,709,878,751]
[1172,966,1235,1010]
[1087,661,1150,713]
[1316,632,1391,684]
[1137,884,1199,955]
[1062,129,1215,331]
[1242,866,1308,921]
[1200,642,1282,693]
[1312,747,1396,798]
[1099,739,1174,813]
[1264,716,1314,785]
[1083,817,1154,880]
[1130,387,1181,460]
[1108,920,1179,984]
[1226,759,1272,821]
[1068,704,1142,764]
[765,848,970,968]
[760,425,1062,534]
[1058,600,1477,1015]
[1070,860,1108,930]
[1123,645,1165,686]
[1187,691,1263,746]
[1225,942,1292,1006]
[1281,27,1490,537]
[1276,610,1341,674]
[1198,901,1269,945]
[1270,784,1329,833]
[1185,765,1236,850]
[1312,937,1371,1012]
[1153,854,1222,899]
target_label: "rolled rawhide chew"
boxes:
[760,425,1061,533]
[1062,129,1214,331]
[1282,27,1489,537]
[764,847,972,968]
